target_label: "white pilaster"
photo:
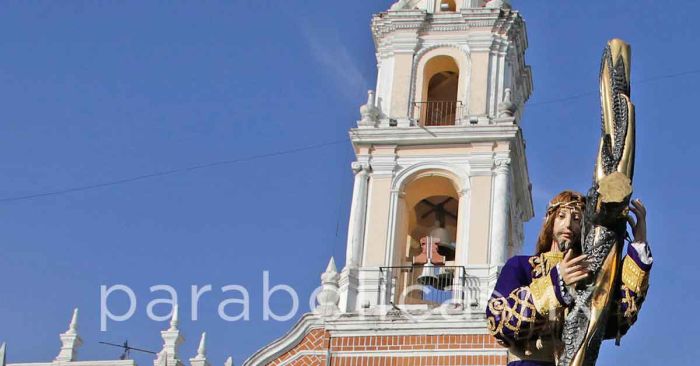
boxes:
[344,163,371,269]
[490,158,511,266]
[454,188,471,266]
[383,189,404,269]
[426,0,436,13]
[55,308,82,362]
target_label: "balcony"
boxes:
[414,100,463,126]
[378,265,481,309]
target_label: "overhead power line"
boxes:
[529,67,700,107]
[0,139,346,204]
[2,66,699,204]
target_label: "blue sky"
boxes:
[0,1,696,365]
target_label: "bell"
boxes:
[417,262,441,289]
[429,223,456,260]
[429,223,451,245]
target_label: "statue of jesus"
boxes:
[486,191,652,365]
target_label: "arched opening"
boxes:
[392,175,460,306]
[439,0,457,12]
[418,56,460,126]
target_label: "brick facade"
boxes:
[267,328,508,366]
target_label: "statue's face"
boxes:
[552,207,582,252]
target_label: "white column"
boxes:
[490,158,511,266]
[452,188,470,308]
[344,163,370,269]
[427,0,436,13]
[381,189,405,305]
[383,189,404,268]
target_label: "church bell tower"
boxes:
[341,0,533,313]
[245,1,534,364]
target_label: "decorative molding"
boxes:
[494,158,511,174]
[350,125,520,147]
[242,315,324,366]
[390,161,469,193]
[368,146,398,177]
[351,162,371,175]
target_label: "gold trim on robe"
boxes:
[621,256,649,294]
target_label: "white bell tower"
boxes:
[339,0,534,313]
[245,2,537,365]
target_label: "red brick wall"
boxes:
[267,330,508,366]
[268,329,329,366]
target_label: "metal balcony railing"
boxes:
[379,265,476,308]
[414,100,463,126]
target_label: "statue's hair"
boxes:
[535,190,586,255]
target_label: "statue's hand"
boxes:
[627,198,647,243]
[560,250,589,286]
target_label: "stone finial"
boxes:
[224,357,233,366]
[196,333,206,359]
[485,0,511,9]
[55,308,83,362]
[325,257,337,273]
[1,342,6,366]
[498,88,516,117]
[359,90,380,127]
[169,304,179,331]
[68,308,78,334]
[189,333,210,366]
[315,257,340,317]
[390,0,410,10]
[155,305,184,366]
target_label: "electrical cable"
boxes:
[2,66,699,204]
[0,139,346,204]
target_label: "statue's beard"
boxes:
[557,236,580,253]
[557,238,572,252]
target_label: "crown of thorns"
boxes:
[545,200,585,218]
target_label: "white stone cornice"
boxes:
[349,125,520,147]
[373,7,526,43]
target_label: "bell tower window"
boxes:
[417,55,461,126]
[389,174,461,306]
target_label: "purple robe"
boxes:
[486,243,652,366]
